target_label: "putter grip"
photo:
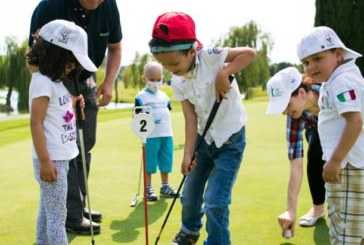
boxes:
[73,79,85,120]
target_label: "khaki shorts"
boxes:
[326,164,364,244]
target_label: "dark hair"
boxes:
[25,36,80,81]
[291,83,313,97]
[149,37,195,55]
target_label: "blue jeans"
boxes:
[180,126,246,245]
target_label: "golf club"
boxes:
[155,75,234,245]
[73,74,95,245]
[130,154,143,207]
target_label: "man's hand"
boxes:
[96,81,113,107]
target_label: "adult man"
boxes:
[28,0,122,235]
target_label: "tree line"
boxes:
[2,1,363,112]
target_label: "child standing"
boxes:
[26,19,97,244]
[297,26,364,244]
[149,11,256,245]
[134,61,178,201]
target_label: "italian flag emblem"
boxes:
[337,90,356,102]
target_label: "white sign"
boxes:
[131,106,155,142]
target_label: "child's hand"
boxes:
[40,160,57,182]
[322,160,341,183]
[181,156,196,175]
[73,95,85,109]
[215,73,231,103]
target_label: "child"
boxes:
[149,11,256,245]
[266,67,325,238]
[26,19,97,244]
[134,61,178,201]
[297,26,364,244]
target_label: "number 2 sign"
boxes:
[132,106,155,143]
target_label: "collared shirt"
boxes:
[287,83,320,160]
[172,47,247,148]
[29,0,122,80]
[318,59,364,168]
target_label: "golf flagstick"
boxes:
[131,106,155,245]
[155,75,234,245]
[73,75,95,245]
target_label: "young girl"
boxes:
[26,19,97,245]
[266,67,325,238]
[149,11,256,245]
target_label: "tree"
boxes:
[1,38,31,112]
[217,21,271,98]
[315,0,364,74]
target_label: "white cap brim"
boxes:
[74,53,98,72]
[266,96,290,115]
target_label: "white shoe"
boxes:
[298,212,325,227]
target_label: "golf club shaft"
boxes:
[155,75,234,244]
[73,75,95,244]
[130,152,143,207]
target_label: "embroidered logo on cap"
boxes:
[59,30,70,44]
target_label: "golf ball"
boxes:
[284,230,292,239]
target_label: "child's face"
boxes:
[152,49,195,76]
[301,49,343,82]
[142,66,163,92]
[282,89,306,119]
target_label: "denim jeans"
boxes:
[180,126,246,245]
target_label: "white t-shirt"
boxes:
[318,59,364,168]
[29,72,79,161]
[172,47,247,148]
[135,88,172,138]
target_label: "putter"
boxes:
[73,75,95,245]
[130,156,143,207]
[155,75,234,245]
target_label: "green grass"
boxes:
[0,101,330,244]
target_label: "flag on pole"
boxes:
[337,90,356,102]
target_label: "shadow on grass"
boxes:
[67,229,101,243]
[313,219,329,244]
[110,198,168,243]
[279,219,329,245]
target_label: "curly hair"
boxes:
[25,35,80,81]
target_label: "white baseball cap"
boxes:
[266,67,302,115]
[297,26,362,61]
[39,19,97,72]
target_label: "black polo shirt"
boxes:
[29,0,122,79]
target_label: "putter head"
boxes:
[130,198,138,207]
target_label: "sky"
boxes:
[0,0,315,66]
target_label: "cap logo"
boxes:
[325,33,335,48]
[271,87,283,97]
[59,30,71,44]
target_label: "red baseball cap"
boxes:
[151,12,203,50]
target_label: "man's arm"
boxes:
[96,41,122,107]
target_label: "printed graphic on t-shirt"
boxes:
[319,90,331,110]
[59,94,76,144]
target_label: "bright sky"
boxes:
[0,0,315,65]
